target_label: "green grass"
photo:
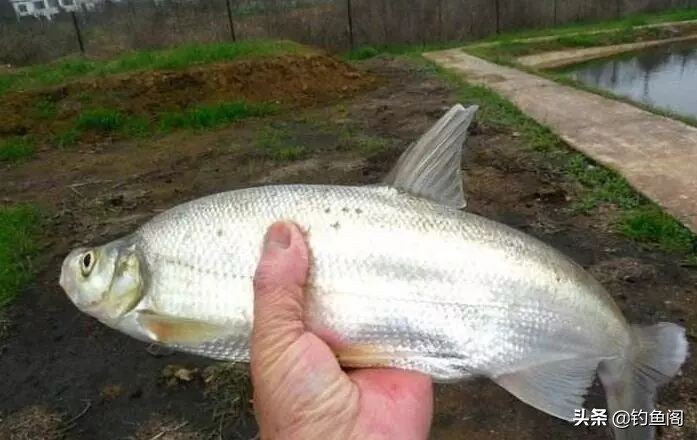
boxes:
[425,59,697,257]
[0,40,306,96]
[53,128,83,148]
[619,205,696,252]
[159,101,278,131]
[0,205,40,307]
[478,7,697,43]
[0,138,35,163]
[255,126,308,161]
[32,100,58,120]
[343,8,697,61]
[76,108,126,132]
[50,101,276,147]
[345,46,381,61]
[466,23,689,64]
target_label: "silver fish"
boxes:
[60,105,688,440]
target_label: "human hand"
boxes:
[250,222,433,440]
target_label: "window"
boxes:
[18,4,28,12]
[33,1,45,9]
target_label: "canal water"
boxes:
[564,41,697,119]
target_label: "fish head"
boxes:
[60,237,144,326]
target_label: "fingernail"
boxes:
[265,222,291,250]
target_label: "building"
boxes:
[9,0,94,20]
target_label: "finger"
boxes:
[252,221,309,366]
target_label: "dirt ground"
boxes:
[0,52,373,141]
[0,55,695,440]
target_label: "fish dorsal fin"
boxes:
[383,104,478,209]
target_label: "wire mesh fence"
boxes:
[1,0,696,66]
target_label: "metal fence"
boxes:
[1,0,697,65]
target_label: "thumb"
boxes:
[251,222,358,439]
[252,221,309,363]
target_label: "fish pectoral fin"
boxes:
[383,104,478,209]
[137,311,231,345]
[493,357,601,421]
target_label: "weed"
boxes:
[345,46,380,61]
[0,205,40,307]
[0,40,305,96]
[32,100,58,120]
[76,108,125,132]
[53,128,82,148]
[0,138,35,163]
[120,116,151,138]
[203,363,252,434]
[557,34,604,48]
[160,101,277,131]
[255,127,307,161]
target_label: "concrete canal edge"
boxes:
[517,34,697,69]
[425,49,697,234]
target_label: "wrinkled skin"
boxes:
[250,222,434,440]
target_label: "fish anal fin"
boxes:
[137,311,230,345]
[383,104,478,209]
[494,357,601,421]
[337,346,472,383]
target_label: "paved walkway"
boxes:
[517,34,697,69]
[424,49,697,234]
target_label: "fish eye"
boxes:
[81,251,95,277]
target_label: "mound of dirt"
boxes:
[0,53,376,138]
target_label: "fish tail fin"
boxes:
[599,323,688,440]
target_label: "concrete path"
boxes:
[517,34,697,69]
[424,49,697,234]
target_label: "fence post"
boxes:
[437,0,442,41]
[346,0,354,50]
[70,11,85,55]
[494,0,500,34]
[225,0,236,41]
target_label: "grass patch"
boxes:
[342,8,697,61]
[424,58,697,256]
[53,128,83,148]
[160,101,278,131]
[466,23,693,64]
[345,46,381,61]
[203,363,252,434]
[0,40,306,95]
[478,7,697,44]
[255,126,308,161]
[619,206,696,252]
[76,108,126,132]
[0,138,35,163]
[0,205,40,307]
[32,100,58,120]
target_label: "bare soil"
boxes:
[0,53,375,140]
[0,55,695,439]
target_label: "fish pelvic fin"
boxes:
[137,311,232,345]
[383,104,478,209]
[493,356,601,421]
[598,323,688,440]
